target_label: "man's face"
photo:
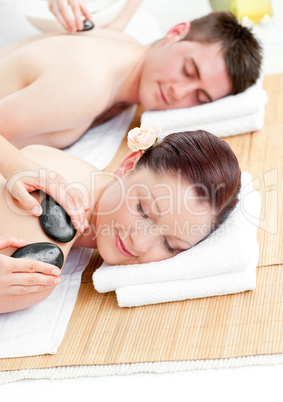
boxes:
[139,40,231,110]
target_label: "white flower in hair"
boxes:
[127,123,161,152]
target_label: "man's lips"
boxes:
[159,84,169,105]
[115,230,135,257]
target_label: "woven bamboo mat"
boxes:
[1,74,283,372]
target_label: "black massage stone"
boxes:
[82,19,94,31]
[11,242,64,269]
[39,195,76,243]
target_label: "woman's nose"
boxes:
[130,222,157,254]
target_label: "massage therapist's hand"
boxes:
[0,235,62,295]
[5,161,89,234]
[0,135,89,233]
[48,0,92,32]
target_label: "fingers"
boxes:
[13,258,62,276]
[0,254,62,295]
[64,187,89,233]
[49,0,76,32]
[70,0,84,31]
[7,168,89,234]
[43,179,89,233]
[4,285,54,295]
[0,234,27,250]
[80,2,92,22]
[8,272,61,288]
[49,0,91,32]
[8,180,43,217]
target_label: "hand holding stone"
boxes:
[0,235,62,296]
[48,0,93,32]
[6,163,89,233]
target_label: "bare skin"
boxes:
[0,29,144,149]
[0,145,107,313]
[0,143,214,314]
[0,23,232,149]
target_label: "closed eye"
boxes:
[137,202,149,219]
[183,64,191,77]
[163,236,177,255]
[196,89,211,105]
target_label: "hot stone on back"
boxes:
[82,19,94,31]
[11,242,64,269]
[39,195,76,243]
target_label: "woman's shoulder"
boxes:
[21,145,99,184]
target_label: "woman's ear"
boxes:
[163,22,191,44]
[114,151,142,179]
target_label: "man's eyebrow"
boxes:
[191,57,213,103]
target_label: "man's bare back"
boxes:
[0,29,144,148]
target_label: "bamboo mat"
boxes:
[1,74,283,373]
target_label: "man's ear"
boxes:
[164,22,191,44]
[114,151,143,179]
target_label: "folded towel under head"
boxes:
[93,173,261,307]
[141,78,268,138]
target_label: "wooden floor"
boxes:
[1,74,283,372]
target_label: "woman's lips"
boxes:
[115,230,135,257]
[159,84,168,104]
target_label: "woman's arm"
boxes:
[48,0,142,33]
[105,0,143,31]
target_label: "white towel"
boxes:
[0,248,92,358]
[0,3,163,358]
[141,78,268,138]
[116,265,257,307]
[93,173,261,307]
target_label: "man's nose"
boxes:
[171,81,197,101]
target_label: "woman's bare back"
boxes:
[0,144,105,312]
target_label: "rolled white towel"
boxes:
[93,173,261,295]
[172,108,266,138]
[116,263,257,307]
[141,78,268,138]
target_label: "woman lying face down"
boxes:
[0,128,240,313]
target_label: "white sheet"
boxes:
[0,1,162,359]
[0,248,92,358]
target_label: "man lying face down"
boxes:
[0,11,262,149]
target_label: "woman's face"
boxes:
[95,168,213,265]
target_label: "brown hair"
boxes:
[135,129,241,231]
[182,12,262,94]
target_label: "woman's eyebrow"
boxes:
[169,235,192,248]
[191,57,213,102]
[148,189,161,214]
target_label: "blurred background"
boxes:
[0,0,282,74]
[0,1,282,401]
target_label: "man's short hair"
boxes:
[182,12,262,94]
